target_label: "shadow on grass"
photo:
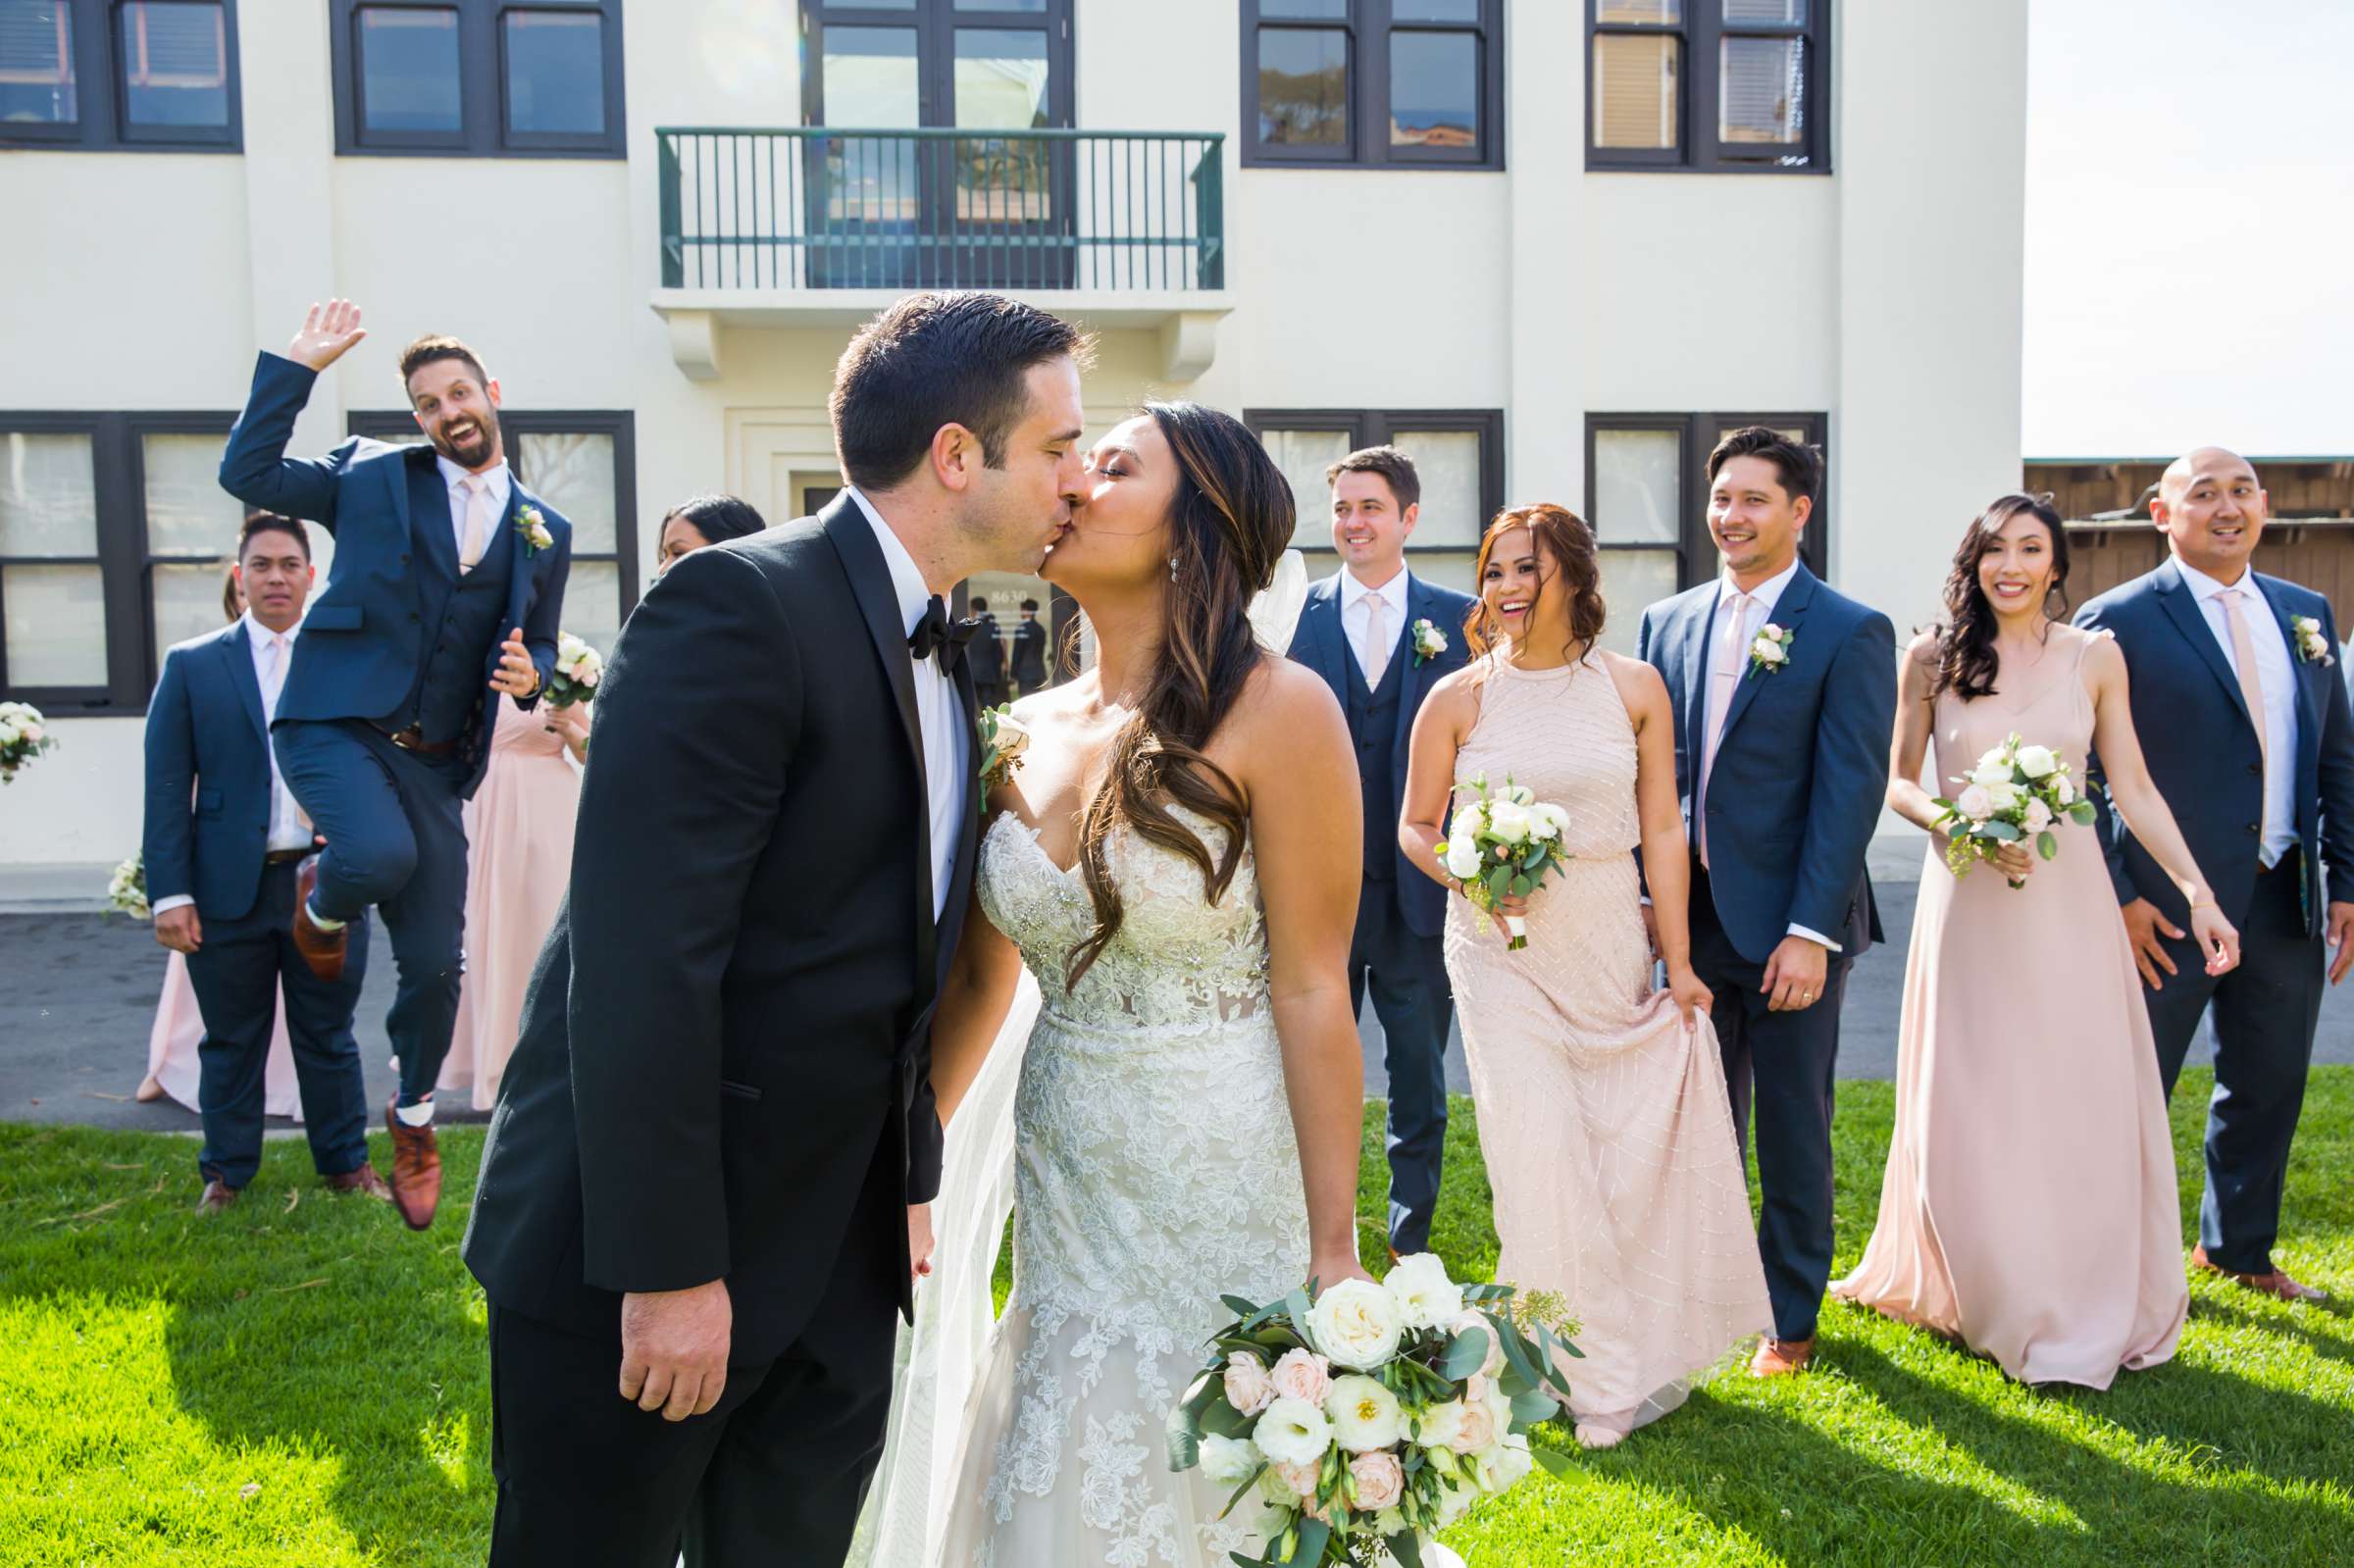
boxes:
[1,1125,492,1567]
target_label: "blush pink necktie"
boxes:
[1360,594,1391,689]
[458,475,495,575]
[2219,586,2269,780]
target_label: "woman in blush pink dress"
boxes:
[1834,494,2237,1388]
[137,561,302,1119]
[438,694,588,1110]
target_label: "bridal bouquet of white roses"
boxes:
[1931,731,2097,887]
[0,700,56,784]
[1434,774,1570,950]
[978,703,1029,792]
[1169,1255,1578,1568]
[105,853,150,922]
[546,632,603,709]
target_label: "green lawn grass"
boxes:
[5,1069,2351,1565]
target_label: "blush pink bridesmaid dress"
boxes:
[1833,627,2187,1388]
[439,698,585,1111]
[143,954,301,1121]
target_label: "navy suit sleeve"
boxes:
[142,652,198,907]
[515,521,571,711]
[2071,597,2144,906]
[567,546,804,1293]
[2310,600,2354,908]
[1788,611,1897,940]
[218,352,355,529]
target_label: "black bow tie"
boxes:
[908,595,979,672]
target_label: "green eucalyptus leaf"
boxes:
[2037,830,2058,860]
[1440,1327,1492,1381]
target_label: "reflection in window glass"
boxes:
[1593,31,1676,149]
[143,433,244,557]
[517,432,616,555]
[823,25,919,222]
[1261,0,1348,17]
[0,0,76,124]
[1263,429,1356,550]
[1391,430,1483,546]
[505,10,604,135]
[1723,0,1804,24]
[152,560,235,656]
[1595,429,1682,546]
[117,2,229,128]
[1395,0,1478,19]
[0,432,97,557]
[359,6,461,133]
[1389,29,1475,149]
[564,560,621,656]
[953,29,1051,224]
[4,563,106,684]
[1596,0,1679,21]
[1594,549,1680,653]
[1720,34,1803,146]
[1257,27,1348,146]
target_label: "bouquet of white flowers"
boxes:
[0,700,56,784]
[1931,731,2097,887]
[546,632,603,709]
[104,853,150,922]
[1169,1256,1578,1568]
[1433,775,1570,950]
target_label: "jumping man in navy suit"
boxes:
[1287,445,1474,1258]
[219,299,573,1231]
[1637,428,1897,1377]
[2076,447,2354,1305]
[144,514,387,1214]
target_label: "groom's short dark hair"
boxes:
[1706,426,1822,508]
[830,292,1091,491]
[399,333,489,397]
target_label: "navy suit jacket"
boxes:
[2075,560,2354,938]
[218,351,572,795]
[1637,563,1897,965]
[1287,570,1476,938]
[143,622,286,923]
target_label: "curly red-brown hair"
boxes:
[1462,503,1607,659]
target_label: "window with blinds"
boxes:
[1587,0,1825,173]
[0,0,239,148]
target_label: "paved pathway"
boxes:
[6,881,2350,1132]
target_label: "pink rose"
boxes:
[1267,1346,1332,1406]
[1272,1458,1322,1498]
[1449,1397,1498,1454]
[580,665,600,687]
[1349,1451,1404,1512]
[1223,1352,1275,1416]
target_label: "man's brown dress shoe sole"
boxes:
[2192,1245,2330,1303]
[1751,1336,1816,1377]
[290,856,347,983]
[324,1165,393,1202]
[385,1105,442,1231]
[196,1179,239,1215]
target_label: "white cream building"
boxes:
[0,0,2025,880]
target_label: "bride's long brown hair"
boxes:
[1064,402,1294,989]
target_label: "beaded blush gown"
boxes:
[1444,653,1771,1441]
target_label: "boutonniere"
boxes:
[2289,614,2335,667]
[978,704,1029,792]
[1747,622,1794,678]
[1410,617,1448,668]
[516,503,554,554]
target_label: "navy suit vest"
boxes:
[384,464,514,744]
[1342,634,1407,881]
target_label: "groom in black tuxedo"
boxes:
[463,292,1090,1566]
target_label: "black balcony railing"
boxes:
[656,126,1225,293]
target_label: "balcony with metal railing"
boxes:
[649,126,1233,380]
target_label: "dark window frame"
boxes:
[1241,0,1506,173]
[0,0,244,152]
[800,0,1076,131]
[1245,407,1507,568]
[1585,409,1830,591]
[328,0,627,159]
[1585,0,1830,176]
[345,407,640,633]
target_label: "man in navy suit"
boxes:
[1287,446,1474,1258]
[1637,428,1896,1376]
[219,299,572,1231]
[145,514,386,1214]
[2077,447,2354,1304]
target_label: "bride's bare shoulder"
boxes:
[1236,654,1347,732]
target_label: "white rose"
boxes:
[1200,1432,1259,1486]
[1322,1374,1404,1453]
[1251,1396,1334,1469]
[1754,639,1787,666]
[1954,784,1994,823]
[993,714,1031,757]
[1476,1433,1535,1494]
[2054,775,2076,806]
[1485,801,1533,845]
[0,722,19,747]
[1969,760,2013,789]
[1415,1397,1468,1452]
[2023,798,2053,834]
[1382,1252,1462,1330]
[1443,835,1484,881]
[2015,744,2059,780]
[1984,780,2021,813]
[1305,1278,1405,1370]
[1502,784,1536,807]
[1531,802,1571,841]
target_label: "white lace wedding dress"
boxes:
[923,804,1311,1567]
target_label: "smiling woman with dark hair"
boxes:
[653,493,768,576]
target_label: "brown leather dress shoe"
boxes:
[1750,1336,1817,1377]
[196,1179,239,1215]
[2192,1245,2331,1303]
[323,1164,393,1201]
[291,856,347,983]
[384,1104,441,1231]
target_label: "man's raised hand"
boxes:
[287,299,368,373]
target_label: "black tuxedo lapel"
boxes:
[223,624,269,745]
[2154,562,2260,739]
[1715,566,1819,751]
[821,494,938,986]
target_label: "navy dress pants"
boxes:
[1351,879,1455,1255]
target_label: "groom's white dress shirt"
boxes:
[848,485,969,921]
[435,454,512,568]
[2175,558,2300,868]
[151,612,313,918]
[1694,558,1839,952]
[1339,564,1409,688]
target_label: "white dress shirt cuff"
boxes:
[1786,922,1841,952]
[152,893,196,916]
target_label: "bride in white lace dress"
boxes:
[873,403,1374,1568]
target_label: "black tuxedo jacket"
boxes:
[463,494,981,1359]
